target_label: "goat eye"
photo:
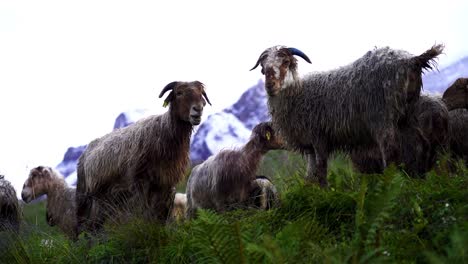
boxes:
[176,91,183,96]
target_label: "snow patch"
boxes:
[204,113,251,154]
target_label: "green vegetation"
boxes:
[1,151,467,263]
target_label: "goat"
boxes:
[251,45,443,186]
[442,78,468,165]
[186,122,282,218]
[249,175,279,210]
[0,175,20,232]
[352,77,468,176]
[442,78,468,111]
[76,81,210,234]
[21,166,76,239]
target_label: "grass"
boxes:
[1,151,467,263]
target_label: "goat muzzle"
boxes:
[265,82,280,97]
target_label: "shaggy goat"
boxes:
[21,166,76,239]
[251,45,443,186]
[444,78,468,164]
[410,78,468,164]
[0,175,20,232]
[186,122,282,218]
[76,81,210,234]
[352,78,468,176]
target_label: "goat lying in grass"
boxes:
[249,175,279,210]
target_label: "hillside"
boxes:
[2,153,467,263]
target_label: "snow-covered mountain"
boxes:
[56,56,467,185]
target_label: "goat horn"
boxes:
[288,48,312,64]
[202,91,212,106]
[159,81,179,98]
[250,51,269,71]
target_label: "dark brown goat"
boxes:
[251,45,443,187]
[76,81,210,234]
[443,78,468,111]
[186,122,283,218]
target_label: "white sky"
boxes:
[1,0,468,193]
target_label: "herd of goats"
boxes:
[1,44,467,241]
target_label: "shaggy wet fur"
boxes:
[21,166,76,239]
[186,122,282,218]
[448,109,468,163]
[414,96,450,170]
[352,86,468,177]
[0,175,20,232]
[252,45,443,186]
[351,124,430,176]
[76,81,209,234]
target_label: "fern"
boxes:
[352,166,404,263]
[425,226,468,264]
[189,210,252,264]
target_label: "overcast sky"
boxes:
[1,0,467,193]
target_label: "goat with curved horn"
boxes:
[250,46,312,71]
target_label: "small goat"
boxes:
[249,175,279,210]
[76,81,210,234]
[0,175,20,232]
[251,45,443,186]
[186,122,282,218]
[21,166,77,239]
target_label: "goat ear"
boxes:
[163,92,174,108]
[159,81,179,98]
